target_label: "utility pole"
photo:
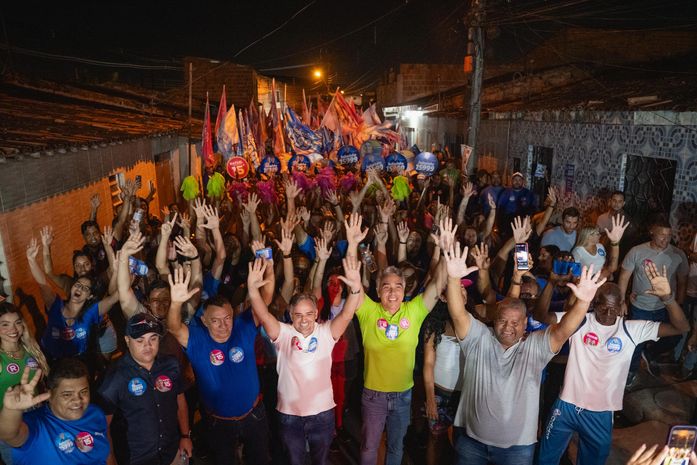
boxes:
[465,0,485,175]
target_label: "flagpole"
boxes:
[188,62,193,176]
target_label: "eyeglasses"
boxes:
[73,282,91,292]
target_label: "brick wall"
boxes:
[377,64,469,106]
[184,57,258,108]
[257,75,308,116]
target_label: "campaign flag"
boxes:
[202,93,215,168]
[218,104,240,158]
[214,85,227,150]
[271,79,285,156]
[302,89,311,126]
[240,108,260,168]
[284,108,323,155]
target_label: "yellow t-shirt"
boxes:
[356,294,429,392]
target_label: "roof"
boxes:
[0,74,201,157]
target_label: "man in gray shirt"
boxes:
[443,242,606,465]
[541,207,580,252]
[618,218,689,383]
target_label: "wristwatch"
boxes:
[181,430,192,439]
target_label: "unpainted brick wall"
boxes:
[0,161,160,335]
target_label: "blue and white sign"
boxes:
[361,151,385,173]
[414,151,439,176]
[259,156,281,176]
[337,145,359,166]
[360,140,382,160]
[384,152,408,174]
[288,154,311,173]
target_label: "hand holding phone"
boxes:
[515,243,529,270]
[255,247,273,260]
[664,425,697,465]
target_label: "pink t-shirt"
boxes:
[273,322,336,416]
[559,312,659,412]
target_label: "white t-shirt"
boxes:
[572,244,607,272]
[558,312,660,412]
[434,335,464,392]
[273,321,336,416]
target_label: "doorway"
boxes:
[526,145,553,207]
[622,154,677,229]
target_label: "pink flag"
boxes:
[202,93,215,168]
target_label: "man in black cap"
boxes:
[98,313,192,465]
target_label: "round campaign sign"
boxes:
[259,156,281,176]
[75,432,95,453]
[385,152,408,174]
[288,154,311,173]
[128,377,146,396]
[55,432,76,454]
[337,145,359,166]
[414,151,439,176]
[155,375,173,392]
[226,156,249,179]
[307,337,318,353]
[360,140,382,160]
[229,347,245,363]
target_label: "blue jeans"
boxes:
[537,398,612,465]
[453,428,535,465]
[629,305,667,373]
[278,408,335,465]
[205,401,270,465]
[360,387,412,465]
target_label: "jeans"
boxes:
[537,398,613,465]
[453,428,535,465]
[205,401,270,465]
[278,408,335,465]
[629,305,667,373]
[360,387,412,465]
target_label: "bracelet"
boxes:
[187,254,199,261]
[399,241,407,244]
[511,280,522,285]
[380,221,388,224]
[181,430,192,439]
[283,254,292,259]
[660,295,676,305]
[611,241,620,246]
[350,288,361,295]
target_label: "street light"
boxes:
[313,69,322,79]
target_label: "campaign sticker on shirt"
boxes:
[377,318,388,330]
[128,377,146,397]
[229,347,245,363]
[75,432,94,453]
[291,336,303,351]
[606,337,623,353]
[598,248,606,257]
[75,327,87,340]
[155,375,173,393]
[385,324,399,340]
[55,432,76,454]
[210,349,225,366]
[26,357,39,369]
[61,327,76,341]
[307,337,318,353]
[583,332,599,346]
[399,318,410,329]
[6,363,19,375]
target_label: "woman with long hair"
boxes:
[572,216,629,280]
[0,302,49,464]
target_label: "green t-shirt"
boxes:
[0,352,37,410]
[356,294,429,392]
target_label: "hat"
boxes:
[126,313,164,339]
[511,171,524,179]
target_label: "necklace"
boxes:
[0,347,24,359]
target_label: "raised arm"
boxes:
[549,265,606,353]
[274,226,296,304]
[284,179,301,217]
[192,198,213,267]
[534,187,558,237]
[330,255,363,339]
[247,259,280,340]
[396,221,409,263]
[0,368,49,447]
[492,216,531,284]
[643,262,691,337]
[311,237,333,300]
[456,182,474,227]
[39,226,71,294]
[443,242,479,339]
[156,214,178,277]
[113,180,135,242]
[244,193,263,244]
[374,222,389,274]
[26,238,56,308]
[422,217,457,311]
[116,231,145,317]
[481,194,497,240]
[173,235,203,309]
[202,205,226,280]
[471,243,496,305]
[345,212,368,260]
[167,268,199,347]
[88,193,101,222]
[602,214,630,278]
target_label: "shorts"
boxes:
[429,386,461,435]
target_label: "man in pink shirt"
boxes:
[536,262,689,465]
[247,256,362,465]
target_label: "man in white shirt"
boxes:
[536,262,689,465]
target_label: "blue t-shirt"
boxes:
[480,185,504,215]
[184,310,260,417]
[41,298,101,360]
[541,226,577,253]
[298,235,348,262]
[202,271,221,301]
[497,187,537,217]
[12,404,109,465]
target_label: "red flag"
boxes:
[202,93,215,168]
[214,85,227,141]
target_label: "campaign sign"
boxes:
[385,152,408,174]
[414,151,439,176]
[258,156,281,176]
[288,154,311,173]
[226,156,249,179]
[361,151,385,173]
[337,145,359,166]
[360,140,382,160]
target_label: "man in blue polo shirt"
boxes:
[167,268,270,465]
[0,358,111,465]
[99,313,192,465]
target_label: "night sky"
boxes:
[2,0,697,93]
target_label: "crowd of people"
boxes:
[0,152,696,465]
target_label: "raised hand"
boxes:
[338,254,362,292]
[644,262,672,299]
[315,237,333,261]
[511,216,532,244]
[40,226,54,248]
[625,444,668,465]
[160,213,178,238]
[605,214,629,244]
[148,180,156,198]
[247,259,270,291]
[2,368,49,411]
[438,217,459,251]
[244,193,260,213]
[566,265,607,303]
[193,198,206,219]
[545,186,558,209]
[202,205,220,230]
[101,224,115,247]
[443,242,479,279]
[345,212,368,244]
[273,228,294,256]
[320,221,336,243]
[250,239,267,255]
[280,212,300,234]
[325,189,339,206]
[173,235,197,259]
[284,180,301,200]
[461,181,475,198]
[168,267,199,303]
[374,222,388,246]
[397,221,410,244]
[240,208,251,227]
[90,194,101,210]
[349,191,362,211]
[378,198,396,222]
[178,212,191,231]
[487,194,496,212]
[26,238,40,262]
[471,243,490,271]
[297,206,311,225]
[122,231,145,256]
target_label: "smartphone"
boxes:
[663,425,697,465]
[132,208,144,223]
[568,262,583,277]
[515,243,529,270]
[553,259,569,275]
[255,247,273,260]
[128,256,149,277]
[135,175,142,185]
